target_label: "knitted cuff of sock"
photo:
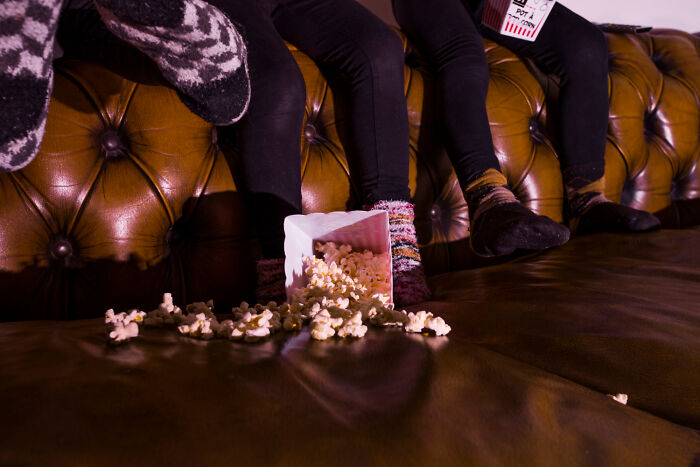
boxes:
[365,200,419,262]
[566,176,609,217]
[470,186,518,222]
[464,168,509,192]
[463,169,517,221]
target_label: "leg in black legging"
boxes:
[208,0,306,260]
[478,3,608,181]
[273,0,411,205]
[272,0,429,305]
[480,3,659,233]
[393,0,498,188]
[204,0,306,304]
[211,0,428,304]
[393,0,569,256]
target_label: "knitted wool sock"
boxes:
[367,200,431,307]
[256,258,286,305]
[0,0,63,172]
[465,169,570,257]
[94,0,250,125]
[567,176,661,234]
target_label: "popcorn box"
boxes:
[481,0,556,41]
[283,210,392,303]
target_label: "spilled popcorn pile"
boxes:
[290,242,450,339]
[104,242,450,344]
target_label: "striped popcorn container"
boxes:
[283,210,392,303]
[481,0,556,42]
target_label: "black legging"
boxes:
[206,0,412,257]
[393,0,609,189]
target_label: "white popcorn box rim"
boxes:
[283,210,392,303]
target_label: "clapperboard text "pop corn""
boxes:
[482,0,557,42]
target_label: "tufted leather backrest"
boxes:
[1,30,699,320]
[605,30,700,211]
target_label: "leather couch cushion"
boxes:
[1,30,699,319]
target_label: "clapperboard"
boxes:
[481,0,557,41]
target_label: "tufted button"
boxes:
[430,205,442,221]
[164,226,183,247]
[48,236,80,269]
[51,239,72,258]
[304,122,321,144]
[643,111,656,139]
[620,178,636,207]
[163,225,185,258]
[100,129,127,159]
[528,116,546,145]
[651,52,670,73]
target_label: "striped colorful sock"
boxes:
[256,258,286,305]
[367,200,431,307]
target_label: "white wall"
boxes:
[356,0,700,32]
[558,0,699,32]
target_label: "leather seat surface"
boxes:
[1,229,699,465]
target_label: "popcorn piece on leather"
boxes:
[145,293,184,326]
[109,322,139,344]
[185,300,215,318]
[221,306,280,342]
[283,313,303,331]
[177,312,220,340]
[404,310,430,333]
[310,311,336,340]
[336,311,368,338]
[608,393,629,405]
[425,315,452,336]
[104,308,145,344]
[105,308,145,327]
[370,307,410,327]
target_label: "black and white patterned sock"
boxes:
[94,0,250,125]
[0,0,63,172]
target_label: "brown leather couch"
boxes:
[1,29,699,464]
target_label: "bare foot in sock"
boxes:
[467,186,570,257]
[576,201,661,234]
